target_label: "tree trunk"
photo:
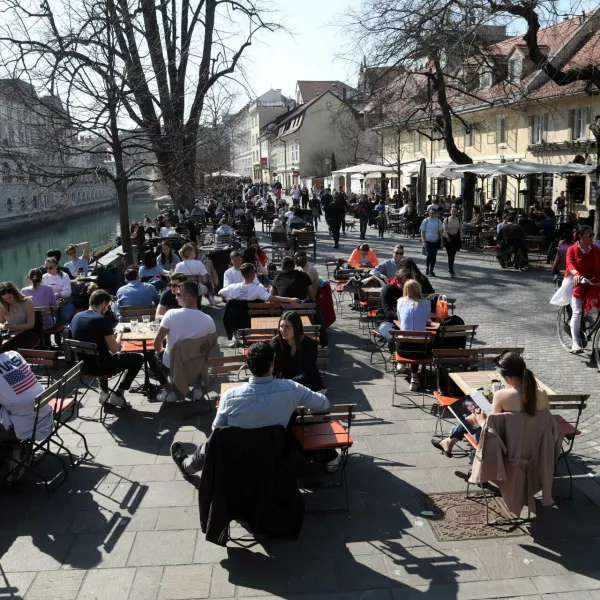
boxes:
[116,175,133,264]
[590,118,600,242]
[463,172,476,222]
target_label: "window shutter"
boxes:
[584,108,591,137]
[568,109,575,140]
[530,116,535,143]
[543,113,549,139]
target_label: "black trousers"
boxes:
[445,234,461,272]
[86,352,166,392]
[330,220,341,245]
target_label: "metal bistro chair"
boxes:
[64,340,126,425]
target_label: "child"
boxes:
[377,210,387,239]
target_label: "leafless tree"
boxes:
[0,0,279,213]
[483,1,600,236]
[310,150,331,178]
[344,0,515,218]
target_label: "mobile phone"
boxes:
[419,510,441,520]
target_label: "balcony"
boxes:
[528,139,597,153]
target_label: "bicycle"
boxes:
[556,277,600,365]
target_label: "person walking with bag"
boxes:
[443,206,463,278]
[420,207,444,277]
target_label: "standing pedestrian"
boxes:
[339,189,348,235]
[291,185,301,206]
[321,187,333,235]
[301,186,309,209]
[325,195,345,249]
[420,207,444,277]
[357,195,370,240]
[377,208,387,239]
[309,197,321,230]
[443,206,463,278]
[554,190,566,222]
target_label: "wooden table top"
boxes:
[393,320,440,332]
[117,323,158,341]
[218,382,244,406]
[449,370,555,396]
[362,287,382,293]
[251,316,311,329]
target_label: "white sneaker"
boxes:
[99,390,111,405]
[107,392,131,408]
[571,344,584,354]
[157,390,179,403]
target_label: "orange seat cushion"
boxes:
[49,396,76,414]
[367,310,377,318]
[293,421,353,450]
[122,341,145,352]
[554,414,580,440]
[393,353,433,365]
[433,391,458,408]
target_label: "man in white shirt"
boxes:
[160,219,176,238]
[153,281,217,402]
[220,263,300,347]
[223,251,259,286]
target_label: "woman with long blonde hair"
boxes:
[0,281,39,349]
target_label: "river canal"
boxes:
[0,199,158,286]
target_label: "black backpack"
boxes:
[439,314,466,348]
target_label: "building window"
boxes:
[465,126,473,148]
[498,117,507,144]
[480,68,492,89]
[414,131,421,152]
[571,108,589,140]
[507,58,522,83]
[532,114,547,144]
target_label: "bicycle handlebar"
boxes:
[579,277,600,286]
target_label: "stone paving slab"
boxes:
[2,225,600,599]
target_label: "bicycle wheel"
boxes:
[556,305,574,352]
[593,326,600,367]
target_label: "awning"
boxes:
[210,170,241,178]
[450,161,596,176]
[333,163,396,175]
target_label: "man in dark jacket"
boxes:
[325,197,346,249]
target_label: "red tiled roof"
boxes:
[297,80,355,102]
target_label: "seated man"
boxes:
[223,250,259,287]
[153,281,217,402]
[71,289,165,408]
[115,268,159,320]
[0,349,52,478]
[220,263,301,347]
[348,243,379,268]
[155,273,201,320]
[271,256,315,301]
[170,342,329,476]
[216,219,234,236]
[294,250,319,289]
[64,241,91,277]
[496,214,529,270]
[371,245,405,282]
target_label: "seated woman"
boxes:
[396,279,432,392]
[41,257,74,324]
[0,282,39,350]
[173,243,215,305]
[271,311,323,392]
[469,206,483,226]
[22,268,57,331]
[375,267,411,342]
[139,250,167,280]
[432,352,550,457]
[160,218,176,238]
[398,257,435,296]
[249,237,268,267]
[348,243,379,269]
[156,242,181,272]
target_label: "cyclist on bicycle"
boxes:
[566,225,600,353]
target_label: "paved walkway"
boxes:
[2,221,600,600]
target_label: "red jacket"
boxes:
[566,243,600,310]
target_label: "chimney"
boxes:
[342,87,347,101]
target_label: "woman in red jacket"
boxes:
[565,225,600,352]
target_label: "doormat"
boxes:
[415,492,528,541]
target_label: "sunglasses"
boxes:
[393,251,404,256]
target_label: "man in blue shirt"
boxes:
[371,245,405,282]
[171,342,329,476]
[115,268,159,320]
[64,241,91,276]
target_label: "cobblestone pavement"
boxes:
[2,219,600,599]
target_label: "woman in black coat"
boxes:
[271,310,323,391]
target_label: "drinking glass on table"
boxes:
[130,318,139,332]
[142,315,151,325]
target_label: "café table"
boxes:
[449,370,555,396]
[217,381,244,408]
[117,322,161,397]
[393,320,440,334]
[251,316,311,329]
[362,287,382,294]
